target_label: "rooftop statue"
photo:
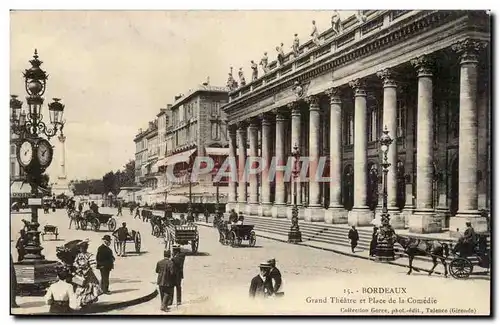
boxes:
[331,10,343,35]
[356,10,367,23]
[238,67,246,86]
[259,52,269,74]
[250,60,258,81]
[226,67,238,91]
[276,43,285,66]
[311,20,320,47]
[292,33,300,57]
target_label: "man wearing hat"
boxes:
[156,250,175,312]
[96,235,115,294]
[267,259,282,295]
[113,222,129,257]
[249,261,274,298]
[171,245,185,305]
[453,221,476,256]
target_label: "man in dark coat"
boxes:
[16,229,26,262]
[11,254,19,308]
[113,222,129,257]
[267,259,282,295]
[348,225,359,253]
[249,262,273,298]
[156,250,175,312]
[171,245,185,305]
[369,226,378,257]
[96,235,115,294]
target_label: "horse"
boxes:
[394,235,449,277]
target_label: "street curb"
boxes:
[196,222,444,276]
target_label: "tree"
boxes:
[102,171,117,195]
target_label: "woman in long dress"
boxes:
[73,239,102,308]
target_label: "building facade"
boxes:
[222,10,491,235]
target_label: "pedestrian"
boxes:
[113,223,128,257]
[44,268,78,313]
[172,245,185,306]
[73,239,102,308]
[11,254,19,308]
[16,229,26,262]
[267,259,283,295]
[78,202,83,213]
[96,235,115,294]
[204,208,210,224]
[348,225,359,253]
[117,203,123,216]
[156,250,175,312]
[369,226,378,257]
[249,261,274,299]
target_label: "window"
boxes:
[221,123,228,141]
[367,106,378,142]
[344,111,354,145]
[211,122,220,140]
[396,99,406,138]
[211,102,220,117]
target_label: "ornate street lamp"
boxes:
[288,143,302,243]
[211,160,221,218]
[376,126,395,262]
[11,49,66,292]
[186,164,194,222]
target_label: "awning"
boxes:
[117,190,127,199]
[167,195,190,204]
[11,181,32,198]
[156,156,169,167]
[165,149,197,166]
[205,147,229,156]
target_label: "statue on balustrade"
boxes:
[259,52,269,74]
[226,67,238,91]
[356,10,367,23]
[276,43,285,66]
[292,33,300,57]
[311,20,320,47]
[238,67,246,87]
[331,10,343,34]
[251,60,258,81]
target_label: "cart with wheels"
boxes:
[164,223,199,253]
[113,230,142,254]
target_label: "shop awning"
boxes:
[167,195,190,204]
[117,190,128,199]
[10,181,32,198]
[205,147,229,156]
[164,149,197,166]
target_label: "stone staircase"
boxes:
[243,215,490,263]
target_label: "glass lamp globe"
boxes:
[381,144,388,153]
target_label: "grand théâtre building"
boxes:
[221,10,491,234]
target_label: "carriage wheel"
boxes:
[153,225,161,238]
[80,219,88,230]
[229,231,237,247]
[113,239,120,254]
[249,231,257,247]
[449,258,473,279]
[135,232,141,253]
[191,233,199,253]
[92,219,100,232]
[108,218,117,232]
[219,231,226,245]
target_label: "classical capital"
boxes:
[273,108,288,121]
[236,121,248,130]
[410,55,433,77]
[248,117,260,128]
[228,123,238,135]
[376,69,397,88]
[325,87,342,104]
[305,95,320,110]
[451,38,488,65]
[287,102,302,116]
[349,79,366,97]
[259,113,273,126]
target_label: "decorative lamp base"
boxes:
[14,260,60,296]
[288,230,302,243]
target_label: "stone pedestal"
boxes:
[304,206,324,222]
[14,260,60,296]
[246,203,260,216]
[324,206,348,224]
[237,202,247,214]
[258,203,273,217]
[272,204,288,218]
[347,208,373,226]
[225,202,236,213]
[409,210,443,233]
[449,212,488,236]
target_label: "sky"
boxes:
[10,10,355,182]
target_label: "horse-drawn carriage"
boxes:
[164,221,199,253]
[80,210,117,232]
[112,230,142,254]
[448,234,490,279]
[218,222,257,247]
[41,224,59,240]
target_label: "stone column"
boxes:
[246,119,260,216]
[305,95,324,222]
[258,113,273,217]
[409,55,441,233]
[287,102,305,220]
[226,124,237,212]
[377,69,405,229]
[347,79,373,226]
[272,109,288,218]
[236,122,248,213]
[450,39,489,234]
[324,87,347,224]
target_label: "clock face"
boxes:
[18,141,34,167]
[37,139,53,168]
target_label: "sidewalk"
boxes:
[196,222,446,275]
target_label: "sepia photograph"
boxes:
[8,8,492,316]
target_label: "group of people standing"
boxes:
[249,259,283,299]
[155,245,185,312]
